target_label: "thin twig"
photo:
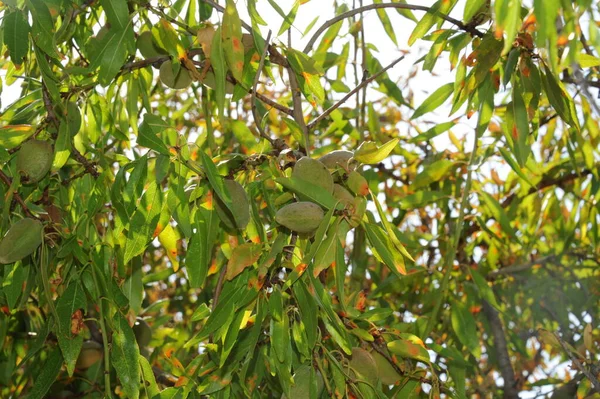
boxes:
[303,3,483,53]
[286,66,309,155]
[307,55,405,130]
[212,265,227,311]
[487,255,557,279]
[554,332,600,393]
[0,170,37,219]
[251,31,275,146]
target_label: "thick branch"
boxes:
[307,55,405,130]
[303,3,483,53]
[482,301,519,399]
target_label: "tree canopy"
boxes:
[0,0,599,398]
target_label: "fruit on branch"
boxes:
[292,157,334,194]
[281,364,324,399]
[370,350,401,385]
[332,184,355,206]
[133,318,152,348]
[348,347,379,386]
[159,62,192,90]
[16,140,53,183]
[215,179,250,230]
[136,31,167,59]
[76,340,103,370]
[0,218,44,264]
[318,150,356,172]
[275,202,325,234]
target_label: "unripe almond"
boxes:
[76,340,103,370]
[0,218,44,264]
[349,347,379,385]
[159,62,192,90]
[136,31,167,59]
[333,183,354,206]
[292,157,333,194]
[275,202,324,234]
[16,140,53,183]
[281,364,324,399]
[214,180,250,230]
[318,150,356,171]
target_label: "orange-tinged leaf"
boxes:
[222,0,244,81]
[226,243,261,280]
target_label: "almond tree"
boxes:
[0,0,599,398]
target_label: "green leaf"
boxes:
[494,0,521,55]
[364,223,406,277]
[3,11,31,65]
[28,347,63,399]
[55,281,87,376]
[354,138,398,164]
[411,83,453,119]
[451,301,481,358]
[100,0,130,30]
[112,312,141,399]
[52,122,71,170]
[387,338,430,363]
[210,27,227,118]
[409,121,456,143]
[463,0,487,22]
[89,24,135,87]
[541,63,580,130]
[137,114,171,155]
[27,0,58,58]
[410,159,454,190]
[374,0,397,45]
[226,243,262,281]
[0,125,35,149]
[479,191,517,240]
[186,208,217,288]
[222,0,245,81]
[124,181,163,263]
[139,356,160,398]
[511,83,530,166]
[400,191,447,210]
[470,270,500,310]
[275,177,340,210]
[248,0,267,26]
[276,0,300,36]
[200,152,234,214]
[408,0,455,46]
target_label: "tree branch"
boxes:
[251,31,276,146]
[307,55,405,130]
[303,3,483,53]
[554,332,600,393]
[482,300,520,399]
[0,170,38,219]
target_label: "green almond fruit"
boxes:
[136,31,167,59]
[0,218,44,264]
[214,180,250,230]
[275,202,324,234]
[349,347,379,386]
[76,340,103,370]
[292,157,334,194]
[318,150,356,171]
[281,364,324,399]
[333,183,355,206]
[370,350,402,385]
[16,140,53,183]
[198,70,235,94]
[159,62,192,90]
[133,318,152,348]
